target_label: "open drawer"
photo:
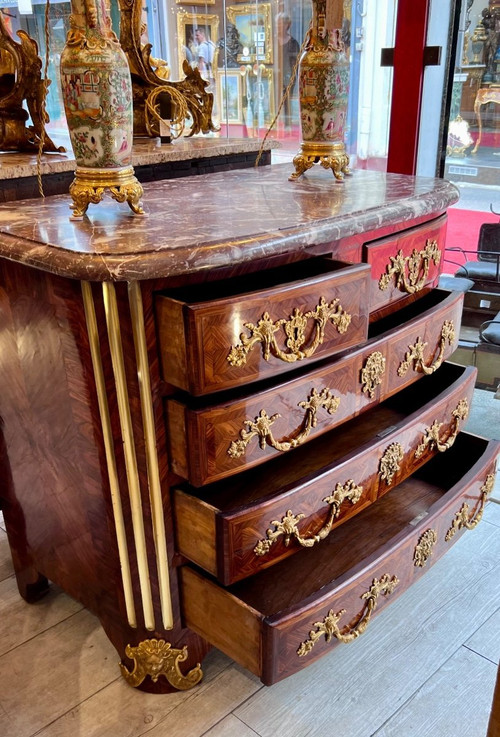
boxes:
[167,289,463,486]
[155,258,370,395]
[180,433,499,686]
[174,362,476,584]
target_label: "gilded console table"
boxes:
[472,86,500,153]
[0,165,497,693]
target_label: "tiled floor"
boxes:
[0,390,498,737]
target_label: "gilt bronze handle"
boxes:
[378,239,441,294]
[445,473,495,541]
[415,398,469,459]
[254,480,363,556]
[227,297,351,367]
[398,320,455,377]
[227,387,340,458]
[297,574,399,655]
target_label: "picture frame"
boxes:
[176,11,220,78]
[226,3,273,65]
[218,70,243,124]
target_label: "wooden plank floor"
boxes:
[0,390,498,737]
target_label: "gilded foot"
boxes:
[110,181,145,216]
[120,639,203,690]
[68,181,104,219]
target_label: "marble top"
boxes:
[0,165,459,282]
[0,137,275,180]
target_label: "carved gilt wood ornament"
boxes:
[227,297,352,367]
[0,14,64,152]
[118,0,216,137]
[415,399,469,459]
[445,473,495,542]
[297,574,399,654]
[120,640,203,689]
[413,529,437,567]
[227,387,340,458]
[378,239,441,294]
[253,479,363,556]
[398,321,455,377]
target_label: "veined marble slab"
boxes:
[0,165,459,282]
[0,137,276,180]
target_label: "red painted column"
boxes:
[387,0,431,175]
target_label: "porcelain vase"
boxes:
[290,0,350,181]
[60,0,143,218]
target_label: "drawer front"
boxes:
[179,437,499,685]
[365,215,447,317]
[156,261,371,395]
[174,363,476,584]
[167,290,464,486]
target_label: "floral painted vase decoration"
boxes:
[60,0,133,169]
[290,0,350,181]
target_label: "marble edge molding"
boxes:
[0,169,459,283]
[0,138,279,181]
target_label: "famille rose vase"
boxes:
[290,0,350,181]
[60,0,144,218]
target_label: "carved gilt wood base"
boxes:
[289,143,350,182]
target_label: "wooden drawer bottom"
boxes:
[180,434,498,685]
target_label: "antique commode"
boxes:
[0,164,497,692]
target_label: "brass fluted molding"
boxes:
[254,480,363,556]
[227,297,351,367]
[415,399,469,459]
[227,388,340,458]
[379,442,404,486]
[120,640,203,689]
[102,282,155,631]
[378,239,441,294]
[81,282,137,628]
[297,574,399,655]
[445,474,495,542]
[360,351,386,398]
[128,282,173,630]
[413,529,437,567]
[397,321,455,377]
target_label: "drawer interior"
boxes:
[174,361,470,512]
[368,289,451,339]
[205,432,491,617]
[155,257,349,304]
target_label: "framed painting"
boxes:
[218,70,243,124]
[176,11,220,78]
[226,3,273,64]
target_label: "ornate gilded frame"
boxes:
[218,69,243,124]
[226,3,273,65]
[177,11,220,79]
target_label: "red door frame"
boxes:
[387,0,431,175]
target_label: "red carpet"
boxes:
[444,208,499,271]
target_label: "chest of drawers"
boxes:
[0,165,497,694]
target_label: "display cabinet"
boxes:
[0,165,497,694]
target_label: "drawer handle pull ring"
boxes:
[415,398,469,459]
[398,321,455,377]
[228,388,340,458]
[253,480,363,556]
[297,574,399,655]
[445,473,495,542]
[227,297,352,367]
[120,640,203,690]
[378,239,441,294]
